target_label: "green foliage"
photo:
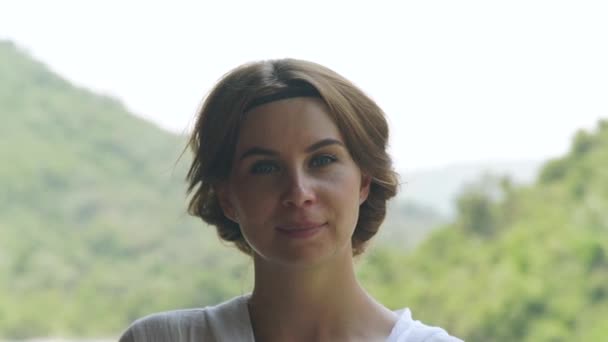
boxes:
[358,121,608,341]
[456,185,497,236]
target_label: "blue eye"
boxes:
[310,154,337,168]
[250,161,279,174]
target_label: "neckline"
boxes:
[236,294,411,342]
[385,308,413,341]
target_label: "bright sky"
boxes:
[2,0,607,172]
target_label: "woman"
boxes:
[120,59,462,341]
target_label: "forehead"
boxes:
[236,97,343,149]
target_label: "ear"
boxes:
[215,182,239,223]
[359,174,372,205]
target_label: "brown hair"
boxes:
[186,59,399,256]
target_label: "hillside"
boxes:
[0,40,252,338]
[359,121,608,341]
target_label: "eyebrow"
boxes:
[238,138,345,161]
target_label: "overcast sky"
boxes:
[2,0,607,172]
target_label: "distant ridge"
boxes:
[399,160,542,216]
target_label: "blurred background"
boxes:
[1,1,607,341]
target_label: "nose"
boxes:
[281,170,317,208]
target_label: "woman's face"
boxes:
[217,97,370,267]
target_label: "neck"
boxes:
[247,250,396,342]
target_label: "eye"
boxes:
[250,160,280,174]
[310,154,337,168]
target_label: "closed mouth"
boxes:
[276,222,327,232]
[275,222,327,238]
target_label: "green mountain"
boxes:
[359,121,608,341]
[400,160,542,216]
[0,40,252,338]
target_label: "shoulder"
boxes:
[118,295,252,342]
[387,308,464,342]
[119,308,211,342]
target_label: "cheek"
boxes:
[324,171,364,214]
[231,181,278,222]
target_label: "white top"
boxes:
[120,295,463,342]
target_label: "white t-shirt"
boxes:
[121,295,463,342]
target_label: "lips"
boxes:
[276,222,326,231]
[275,221,327,239]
